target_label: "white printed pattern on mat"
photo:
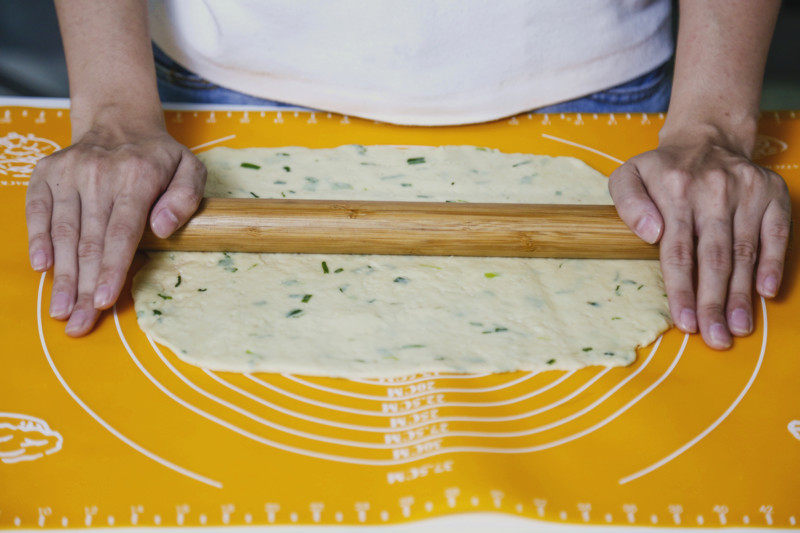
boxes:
[0,412,63,464]
[0,132,60,178]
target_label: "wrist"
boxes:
[659,109,759,157]
[70,98,164,142]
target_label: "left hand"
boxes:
[609,129,791,349]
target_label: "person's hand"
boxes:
[609,128,791,349]
[26,114,206,337]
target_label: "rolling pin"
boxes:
[138,198,659,259]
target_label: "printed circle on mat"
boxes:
[0,132,61,179]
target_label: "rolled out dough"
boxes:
[133,145,670,377]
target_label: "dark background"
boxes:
[2,0,800,108]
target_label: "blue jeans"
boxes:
[154,45,671,114]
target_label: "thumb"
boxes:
[608,162,664,244]
[150,151,207,238]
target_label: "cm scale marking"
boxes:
[0,100,799,530]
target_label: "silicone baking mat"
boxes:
[1,100,798,530]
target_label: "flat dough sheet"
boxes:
[133,145,671,377]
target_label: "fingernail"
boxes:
[679,308,697,332]
[94,285,111,308]
[50,293,70,318]
[152,209,179,238]
[729,308,752,335]
[762,275,778,297]
[635,215,660,244]
[65,310,87,335]
[709,323,732,348]
[31,250,47,271]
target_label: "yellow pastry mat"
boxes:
[1,101,799,530]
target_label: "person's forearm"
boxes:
[661,0,780,154]
[55,0,162,137]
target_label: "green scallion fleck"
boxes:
[283,166,291,172]
[582,347,593,352]
[407,157,426,165]
[274,180,287,184]
[218,253,237,272]
[175,275,182,287]
[301,294,312,303]
[334,268,344,273]
[286,309,304,318]
[546,359,556,365]
[153,309,162,316]
[587,301,599,307]
[494,327,508,332]
[604,351,615,356]
[401,344,425,349]
[157,293,172,300]
[484,272,499,278]
[249,191,259,198]
[637,284,644,290]
[198,288,207,292]
[611,316,621,320]
[241,162,261,169]
[393,276,409,284]
[321,261,329,274]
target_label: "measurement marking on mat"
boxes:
[355,502,369,523]
[760,505,774,526]
[445,488,460,508]
[668,504,683,524]
[265,503,280,523]
[533,499,547,517]
[714,505,728,525]
[623,504,637,523]
[577,503,591,522]
[399,496,414,517]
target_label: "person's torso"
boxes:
[148,0,673,125]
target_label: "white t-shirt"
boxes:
[148,0,673,125]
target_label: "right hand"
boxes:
[26,115,206,337]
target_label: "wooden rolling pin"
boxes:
[138,198,659,259]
